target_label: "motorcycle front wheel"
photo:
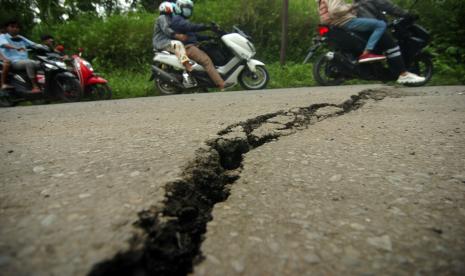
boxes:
[54,78,82,102]
[313,54,345,86]
[404,54,433,87]
[239,65,269,90]
[88,84,112,100]
[0,92,14,107]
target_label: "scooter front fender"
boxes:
[246,59,265,73]
[87,76,108,85]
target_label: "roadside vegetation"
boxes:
[3,0,464,98]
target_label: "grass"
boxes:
[100,66,156,99]
[97,60,464,100]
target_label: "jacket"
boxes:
[354,0,407,21]
[170,15,210,45]
[318,0,356,26]
[152,14,176,50]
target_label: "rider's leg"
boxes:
[377,33,405,75]
[12,60,41,92]
[185,45,225,89]
[1,60,12,89]
[344,18,387,62]
[377,33,425,84]
[167,40,192,72]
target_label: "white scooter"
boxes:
[151,25,270,95]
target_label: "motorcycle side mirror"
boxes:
[78,47,84,57]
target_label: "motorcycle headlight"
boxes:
[44,63,58,70]
[55,61,66,69]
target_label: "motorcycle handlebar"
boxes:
[209,21,228,37]
[388,14,418,28]
[209,21,251,39]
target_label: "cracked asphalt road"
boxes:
[195,87,465,275]
[0,85,464,275]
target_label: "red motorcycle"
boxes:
[61,47,112,100]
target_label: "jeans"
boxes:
[185,44,224,87]
[343,18,387,51]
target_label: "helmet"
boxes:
[175,0,194,18]
[159,1,176,15]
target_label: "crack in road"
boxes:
[88,88,395,276]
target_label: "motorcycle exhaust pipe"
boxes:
[151,65,183,88]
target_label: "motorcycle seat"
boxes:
[154,50,172,55]
[326,26,369,55]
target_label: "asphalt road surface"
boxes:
[0,85,464,276]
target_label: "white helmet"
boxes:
[175,0,194,18]
[159,1,176,15]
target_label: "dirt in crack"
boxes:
[88,88,395,276]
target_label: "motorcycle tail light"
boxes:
[318,26,329,37]
[36,74,46,84]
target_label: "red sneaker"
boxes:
[358,53,386,63]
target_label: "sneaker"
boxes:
[182,72,196,88]
[396,72,426,84]
[358,53,386,63]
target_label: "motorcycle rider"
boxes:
[318,0,387,63]
[0,20,41,93]
[40,34,64,55]
[355,0,409,21]
[0,22,12,90]
[153,1,193,72]
[170,0,226,90]
[353,0,425,84]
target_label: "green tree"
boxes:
[0,0,35,31]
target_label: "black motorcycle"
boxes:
[0,44,82,107]
[309,16,432,87]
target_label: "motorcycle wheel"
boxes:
[0,92,14,107]
[404,54,433,87]
[239,65,269,90]
[89,84,112,100]
[313,54,345,86]
[55,78,82,102]
[155,79,181,95]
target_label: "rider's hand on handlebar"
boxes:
[210,22,220,33]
